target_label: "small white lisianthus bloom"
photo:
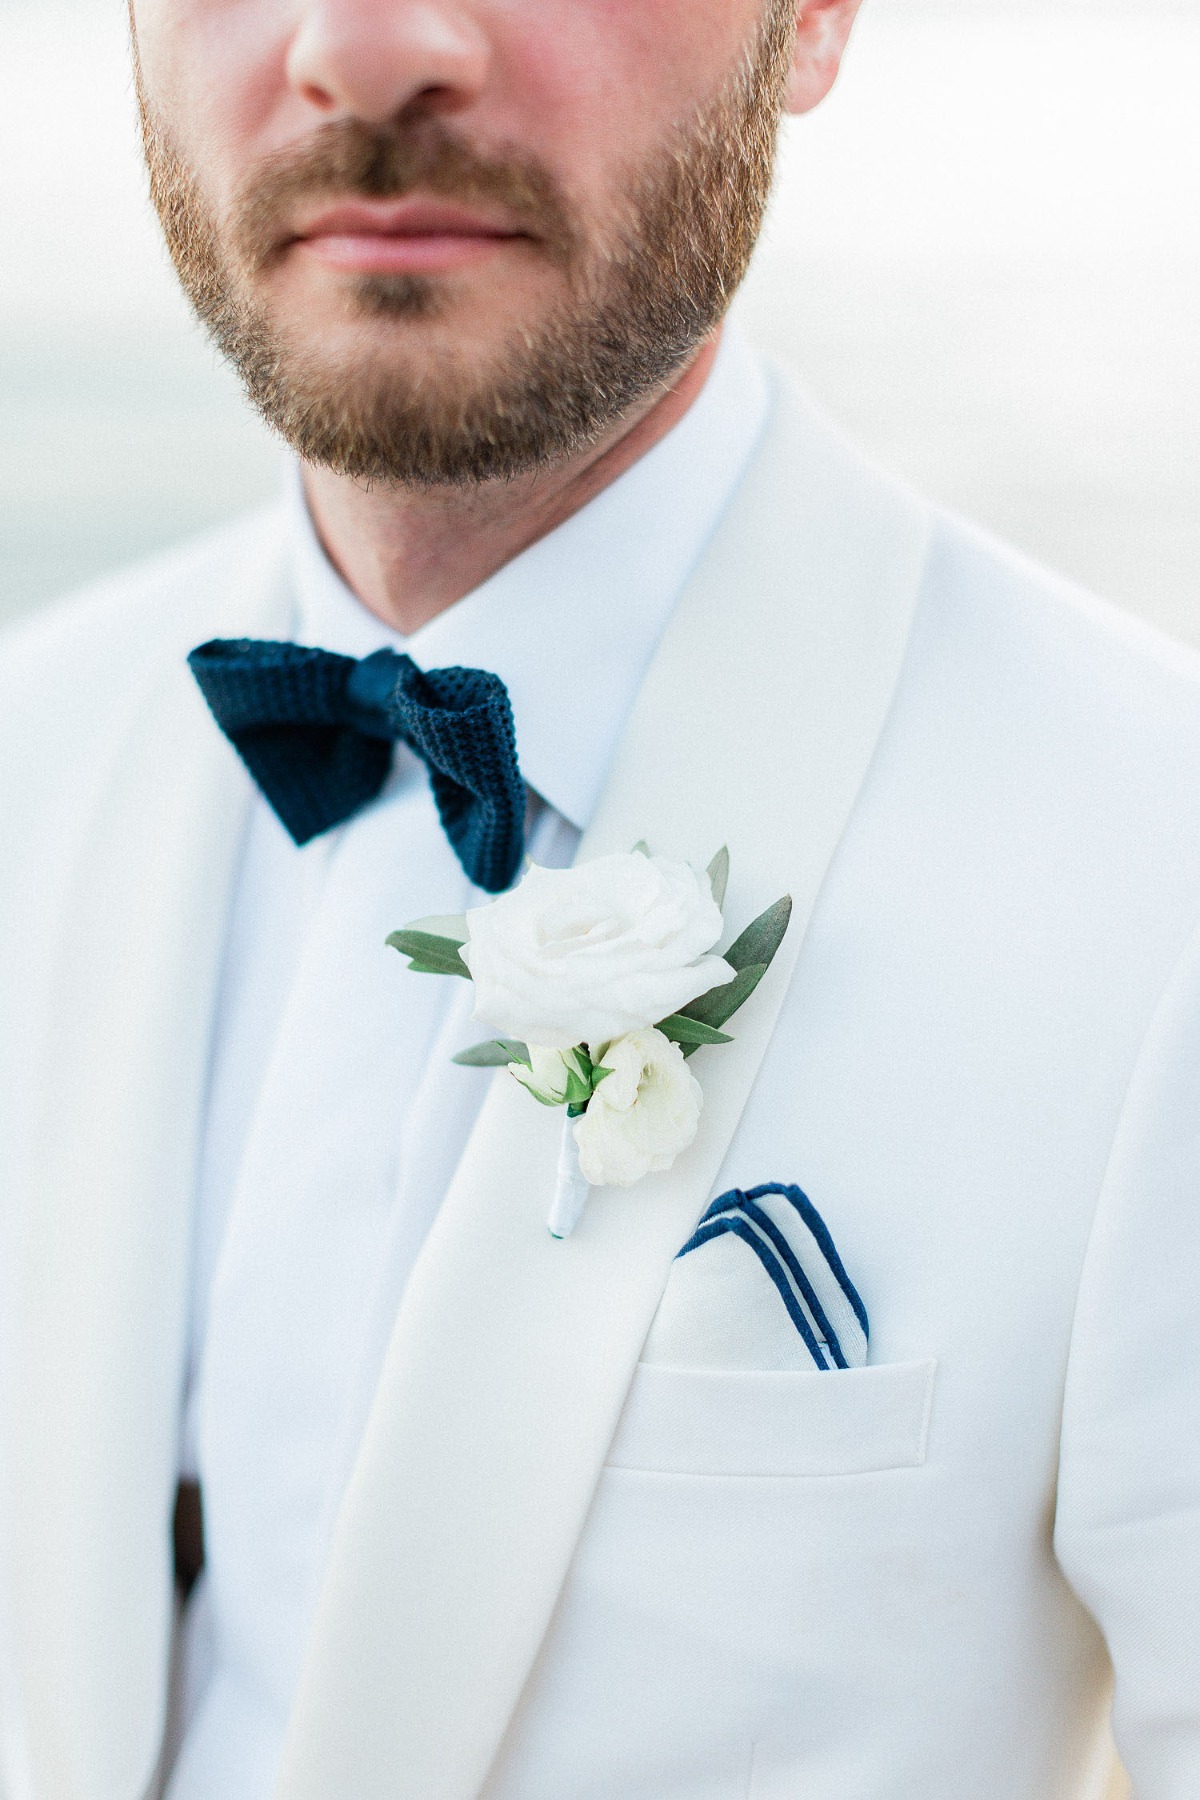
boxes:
[508,1045,577,1106]
[573,1027,703,1188]
[462,852,733,1050]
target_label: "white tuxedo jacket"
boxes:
[2,375,1200,1800]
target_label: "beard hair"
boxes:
[135,4,795,487]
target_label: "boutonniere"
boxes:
[387,847,791,1237]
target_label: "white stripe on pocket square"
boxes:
[642,1183,869,1373]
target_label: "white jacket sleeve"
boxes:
[1054,921,1200,1798]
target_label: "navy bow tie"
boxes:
[187,638,526,892]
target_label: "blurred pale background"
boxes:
[2,2,1196,1784]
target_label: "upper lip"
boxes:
[290,199,528,243]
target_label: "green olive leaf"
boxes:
[676,963,768,1036]
[656,1013,735,1047]
[451,1039,530,1068]
[706,845,730,910]
[721,895,793,975]
[385,929,471,977]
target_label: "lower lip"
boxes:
[296,232,519,274]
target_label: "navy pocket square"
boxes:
[643,1183,869,1373]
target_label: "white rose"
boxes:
[461,852,733,1050]
[572,1027,703,1188]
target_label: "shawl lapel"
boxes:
[274,378,932,1800]
[2,518,292,1800]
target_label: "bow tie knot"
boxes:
[188,638,526,893]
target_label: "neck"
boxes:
[300,333,722,637]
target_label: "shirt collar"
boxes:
[287,327,772,832]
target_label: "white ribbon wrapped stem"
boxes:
[547,1116,591,1238]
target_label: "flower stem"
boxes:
[547,1117,591,1239]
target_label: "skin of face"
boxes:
[130,0,863,627]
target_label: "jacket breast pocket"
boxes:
[605,1357,938,1478]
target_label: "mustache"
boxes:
[230,115,578,269]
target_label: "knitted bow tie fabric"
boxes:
[187,638,526,892]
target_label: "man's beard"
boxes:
[136,7,794,487]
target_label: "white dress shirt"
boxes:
[166,331,770,1798]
